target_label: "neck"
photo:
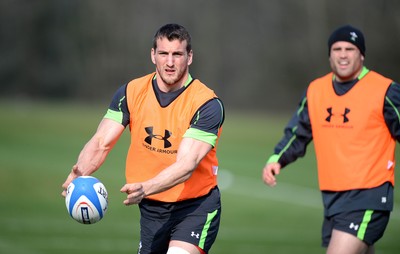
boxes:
[154,73,193,93]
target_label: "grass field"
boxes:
[0,101,399,254]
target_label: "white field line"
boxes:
[218,169,400,221]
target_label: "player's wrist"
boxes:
[266,154,280,164]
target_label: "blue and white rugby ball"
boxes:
[65,176,108,224]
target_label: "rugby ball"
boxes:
[65,176,108,224]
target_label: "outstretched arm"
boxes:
[61,118,125,196]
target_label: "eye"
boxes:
[173,52,184,57]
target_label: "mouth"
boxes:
[338,61,349,69]
[165,68,175,75]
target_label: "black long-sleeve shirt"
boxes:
[268,68,400,215]
[272,73,400,168]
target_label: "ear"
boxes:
[151,48,156,64]
[187,50,193,66]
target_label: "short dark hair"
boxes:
[152,23,192,53]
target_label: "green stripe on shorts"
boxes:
[199,209,218,249]
[357,210,373,240]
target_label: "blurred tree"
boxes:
[0,0,399,111]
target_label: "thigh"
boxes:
[171,188,221,253]
[327,229,368,254]
[322,210,390,248]
[138,187,221,254]
[138,215,172,254]
[171,208,221,252]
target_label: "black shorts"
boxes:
[322,209,390,247]
[137,187,221,254]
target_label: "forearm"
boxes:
[66,119,124,179]
[269,95,312,167]
[142,137,211,197]
[75,136,113,175]
[143,159,196,196]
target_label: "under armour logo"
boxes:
[350,32,358,42]
[144,127,172,148]
[349,222,359,231]
[138,241,142,254]
[191,231,200,239]
[325,107,350,123]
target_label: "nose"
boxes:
[339,49,347,58]
[166,54,174,66]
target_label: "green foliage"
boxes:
[2,1,400,112]
[0,102,399,253]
